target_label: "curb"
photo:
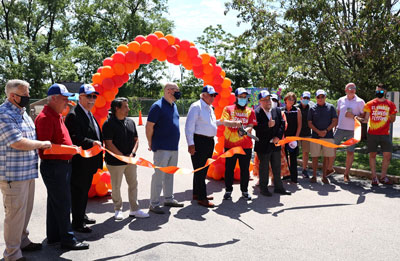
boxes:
[297,159,400,184]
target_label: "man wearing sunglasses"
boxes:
[65,84,103,233]
[333,83,365,182]
[362,83,397,186]
[308,89,338,184]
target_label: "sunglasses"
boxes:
[302,97,310,100]
[209,93,217,97]
[86,94,97,99]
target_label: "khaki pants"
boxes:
[106,164,139,212]
[0,179,35,261]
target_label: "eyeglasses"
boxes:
[86,94,97,99]
[316,96,326,99]
[302,97,310,100]
[348,87,356,90]
[209,93,217,97]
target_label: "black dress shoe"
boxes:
[83,215,96,224]
[260,189,272,197]
[274,189,291,195]
[61,241,89,250]
[73,225,92,233]
[21,242,42,251]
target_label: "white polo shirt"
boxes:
[336,95,365,130]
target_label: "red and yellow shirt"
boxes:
[364,99,397,135]
[221,104,257,149]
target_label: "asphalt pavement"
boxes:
[1,117,400,261]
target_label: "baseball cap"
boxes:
[316,89,327,97]
[302,91,311,98]
[79,84,99,95]
[47,83,73,97]
[271,94,279,101]
[202,85,218,95]
[258,90,271,100]
[235,87,249,96]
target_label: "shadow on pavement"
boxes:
[92,238,240,261]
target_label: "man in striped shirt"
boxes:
[0,79,51,261]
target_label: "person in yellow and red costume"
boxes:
[362,83,397,186]
[221,88,257,200]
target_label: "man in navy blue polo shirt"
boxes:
[146,82,183,214]
[308,89,338,184]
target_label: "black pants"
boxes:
[71,165,95,229]
[284,145,299,183]
[191,134,214,200]
[224,148,252,192]
[258,150,285,191]
[40,160,76,245]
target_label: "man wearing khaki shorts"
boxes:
[308,90,338,184]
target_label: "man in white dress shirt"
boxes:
[185,85,220,208]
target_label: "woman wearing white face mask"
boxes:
[296,91,313,178]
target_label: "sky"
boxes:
[162,0,251,82]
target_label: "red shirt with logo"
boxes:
[363,99,397,135]
[221,104,257,149]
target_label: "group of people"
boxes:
[0,79,397,261]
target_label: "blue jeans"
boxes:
[40,160,76,244]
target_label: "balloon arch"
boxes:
[90,31,244,180]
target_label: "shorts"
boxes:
[299,138,310,153]
[367,134,393,153]
[310,138,335,157]
[334,128,355,152]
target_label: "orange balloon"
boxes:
[203,63,214,74]
[177,50,188,62]
[88,184,97,198]
[117,44,129,53]
[202,73,213,85]
[127,41,141,53]
[214,107,223,118]
[113,63,125,75]
[165,34,175,45]
[101,66,115,78]
[104,90,116,102]
[213,163,225,180]
[125,63,135,74]
[133,62,140,70]
[95,95,106,108]
[221,88,231,98]
[154,31,164,38]
[91,106,97,115]
[190,41,195,46]
[100,117,107,128]
[182,59,192,70]
[92,172,101,185]
[151,46,162,59]
[200,53,211,64]
[222,77,232,88]
[61,105,70,117]
[218,99,229,108]
[214,141,224,154]
[249,161,254,173]
[95,181,108,197]
[220,70,226,78]
[107,182,112,190]
[140,41,153,54]
[92,73,104,85]
[158,51,167,61]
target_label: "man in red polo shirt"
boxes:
[35,83,89,250]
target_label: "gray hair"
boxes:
[5,79,30,96]
[47,95,57,103]
[164,82,178,90]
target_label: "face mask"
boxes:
[375,91,384,98]
[271,101,278,108]
[173,91,181,100]
[237,98,247,107]
[14,94,30,108]
[301,99,309,105]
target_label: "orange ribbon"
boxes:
[44,145,245,175]
[277,119,361,148]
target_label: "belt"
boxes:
[41,159,72,164]
[194,133,214,139]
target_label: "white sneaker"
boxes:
[129,209,150,218]
[114,210,124,220]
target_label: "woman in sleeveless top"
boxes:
[282,92,302,183]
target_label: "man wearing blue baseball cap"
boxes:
[35,83,89,250]
[185,85,219,207]
[254,90,291,196]
[65,84,103,233]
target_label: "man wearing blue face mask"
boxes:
[146,82,183,214]
[296,91,312,178]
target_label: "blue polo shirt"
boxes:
[148,97,180,151]
[308,102,337,139]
